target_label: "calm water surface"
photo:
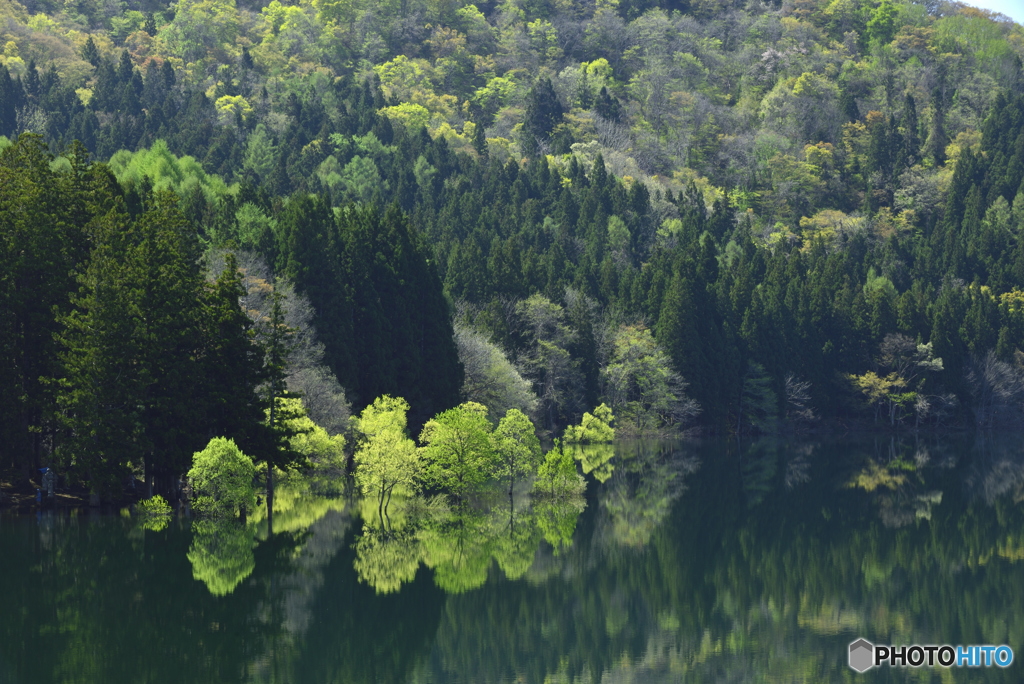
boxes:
[2,436,1024,683]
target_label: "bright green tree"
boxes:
[354,395,420,517]
[563,403,615,443]
[534,439,585,498]
[491,408,541,495]
[188,437,257,519]
[419,401,494,500]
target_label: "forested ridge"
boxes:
[3,0,1024,495]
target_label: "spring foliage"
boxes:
[354,395,419,513]
[563,404,615,444]
[188,437,257,519]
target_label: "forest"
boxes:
[3,0,1024,498]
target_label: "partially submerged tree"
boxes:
[491,408,542,496]
[188,437,257,519]
[534,440,585,498]
[354,395,419,517]
[419,402,495,501]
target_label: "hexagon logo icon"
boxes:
[849,638,874,672]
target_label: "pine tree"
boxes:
[524,77,564,140]
[81,36,100,67]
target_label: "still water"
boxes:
[2,436,1024,683]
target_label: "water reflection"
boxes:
[353,485,582,595]
[4,436,1024,682]
[594,439,699,549]
[188,519,256,596]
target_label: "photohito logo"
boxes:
[849,639,1013,671]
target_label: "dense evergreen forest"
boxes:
[3,0,1024,496]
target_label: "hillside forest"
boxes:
[3,0,1024,498]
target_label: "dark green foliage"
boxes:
[5,56,1024,503]
[523,78,564,142]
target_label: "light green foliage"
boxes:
[108,140,234,203]
[243,124,277,180]
[657,217,683,242]
[137,495,172,517]
[534,440,585,498]
[418,507,493,593]
[279,396,345,472]
[109,10,145,42]
[354,395,419,513]
[187,519,255,596]
[235,203,277,251]
[534,495,585,556]
[135,495,172,531]
[864,267,896,296]
[341,155,384,204]
[188,437,257,518]
[373,55,430,96]
[563,403,615,443]
[982,196,1012,234]
[419,401,494,499]
[353,132,390,157]
[573,443,616,482]
[413,155,436,190]
[380,102,431,130]
[866,0,898,45]
[607,215,630,253]
[454,322,538,421]
[353,523,422,594]
[214,95,251,126]
[472,75,518,114]
[491,408,541,494]
[602,325,698,432]
[317,155,343,189]
[163,0,240,65]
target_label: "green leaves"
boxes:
[419,401,495,499]
[534,439,584,499]
[354,395,419,513]
[564,403,615,443]
[188,437,257,518]
[492,408,541,493]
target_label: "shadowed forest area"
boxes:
[3,0,1024,499]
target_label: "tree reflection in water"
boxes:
[187,519,256,596]
[11,437,1024,683]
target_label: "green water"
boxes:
[2,436,1024,683]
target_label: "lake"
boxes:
[2,435,1023,683]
